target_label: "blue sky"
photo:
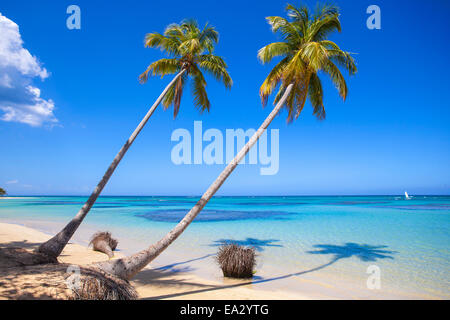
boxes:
[0,0,449,196]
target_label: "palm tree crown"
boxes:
[258,3,357,122]
[140,19,233,118]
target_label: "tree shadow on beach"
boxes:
[153,254,215,271]
[132,254,216,288]
[307,243,396,262]
[0,240,43,250]
[143,242,396,300]
[132,264,209,289]
[210,238,282,252]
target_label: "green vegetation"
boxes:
[259,3,357,121]
[139,19,233,117]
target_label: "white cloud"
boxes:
[6,180,18,184]
[0,12,57,127]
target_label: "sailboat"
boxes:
[405,191,411,200]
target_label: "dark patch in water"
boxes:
[24,201,84,206]
[234,202,307,206]
[24,201,126,208]
[156,199,197,204]
[131,201,196,207]
[139,200,307,207]
[93,205,124,209]
[324,201,389,205]
[136,209,295,222]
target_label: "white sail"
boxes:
[405,191,410,200]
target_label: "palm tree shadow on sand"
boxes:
[143,242,396,299]
[307,243,396,263]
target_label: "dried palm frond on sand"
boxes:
[0,262,137,300]
[89,232,118,258]
[216,243,256,278]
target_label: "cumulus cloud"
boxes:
[0,12,57,127]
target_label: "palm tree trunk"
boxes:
[95,83,294,280]
[37,69,187,259]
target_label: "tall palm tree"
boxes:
[95,3,357,280]
[37,20,232,259]
[258,3,357,122]
[0,187,6,196]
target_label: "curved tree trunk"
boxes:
[95,83,294,280]
[37,69,187,259]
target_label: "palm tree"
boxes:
[95,3,357,280]
[0,187,6,196]
[37,19,232,259]
[258,3,357,122]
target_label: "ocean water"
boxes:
[0,195,449,299]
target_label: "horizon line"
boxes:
[2,194,449,197]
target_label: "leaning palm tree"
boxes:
[37,19,232,259]
[95,3,357,280]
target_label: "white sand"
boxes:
[0,223,307,299]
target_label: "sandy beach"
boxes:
[0,222,308,300]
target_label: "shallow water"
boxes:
[1,195,449,299]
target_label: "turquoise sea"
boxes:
[0,195,449,299]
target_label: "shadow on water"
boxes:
[144,242,396,300]
[210,238,283,252]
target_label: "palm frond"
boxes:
[266,16,302,45]
[260,57,290,106]
[164,23,185,40]
[322,60,348,100]
[178,38,201,55]
[286,3,309,36]
[300,41,328,72]
[199,54,233,88]
[172,73,187,118]
[144,33,181,56]
[139,58,180,83]
[199,24,219,53]
[190,66,211,113]
[181,19,199,33]
[257,42,291,64]
[309,4,341,41]
[282,76,310,123]
[162,72,187,117]
[308,72,325,120]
